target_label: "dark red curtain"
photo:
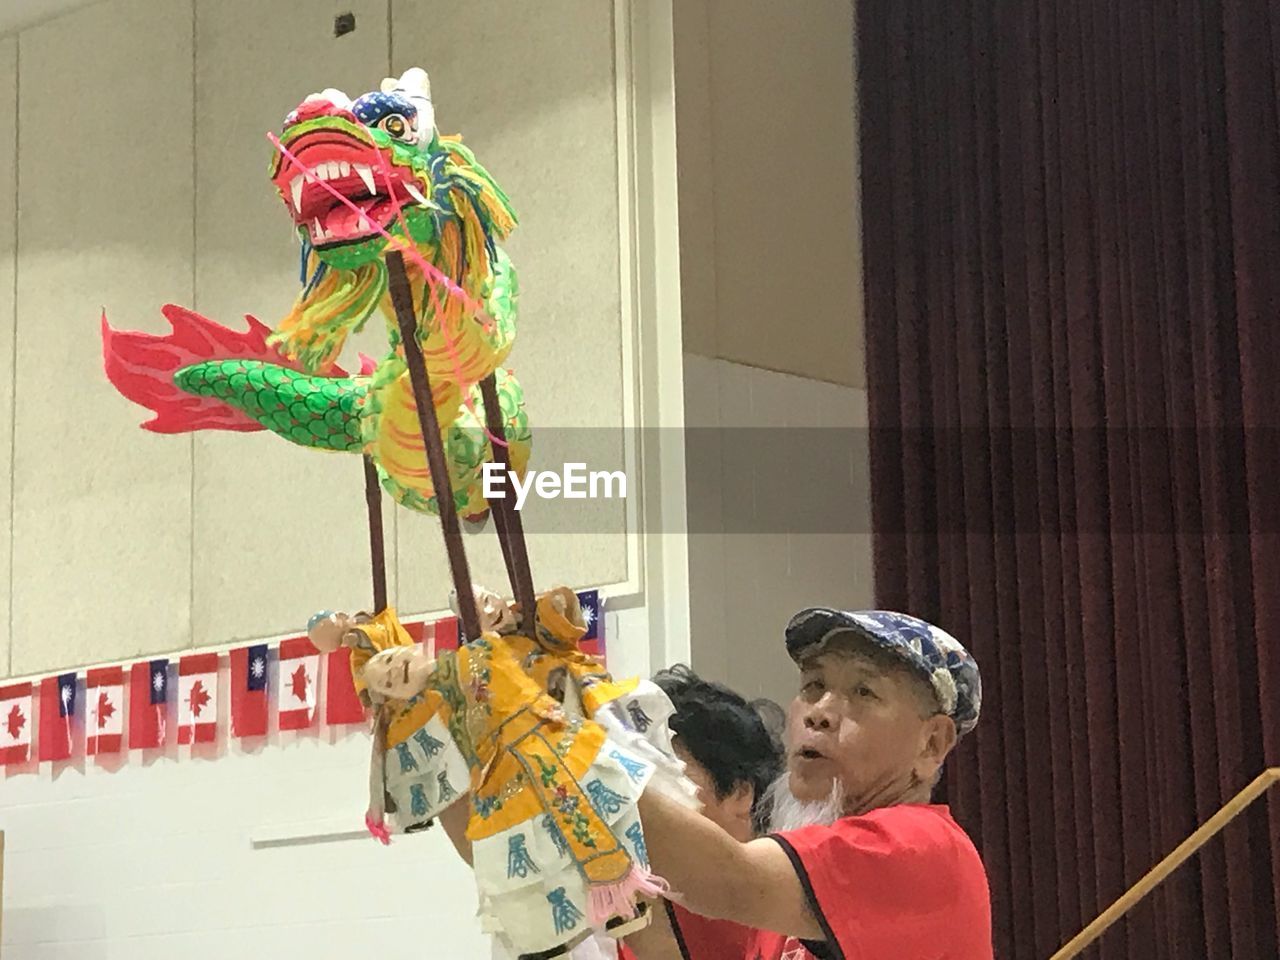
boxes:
[858,1,1280,958]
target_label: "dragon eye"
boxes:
[381,114,412,140]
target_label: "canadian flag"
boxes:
[0,682,33,765]
[325,648,366,726]
[86,666,125,755]
[177,653,219,744]
[277,637,319,731]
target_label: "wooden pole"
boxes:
[384,250,481,640]
[478,373,537,633]
[362,455,388,614]
[1049,767,1280,959]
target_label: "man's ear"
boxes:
[917,714,958,779]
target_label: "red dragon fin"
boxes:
[101,304,346,434]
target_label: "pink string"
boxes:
[267,132,510,448]
[371,148,495,338]
[368,146,484,413]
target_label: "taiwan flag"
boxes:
[86,666,125,755]
[177,653,219,744]
[578,590,603,657]
[129,659,169,749]
[38,673,78,761]
[230,644,269,738]
[0,682,33,765]
[277,637,319,731]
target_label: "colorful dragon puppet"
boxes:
[99,68,697,959]
[102,67,530,520]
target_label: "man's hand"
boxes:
[638,791,822,941]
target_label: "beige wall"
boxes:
[12,0,197,677]
[675,0,863,389]
[674,0,873,706]
[0,37,14,682]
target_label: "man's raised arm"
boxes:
[638,790,821,941]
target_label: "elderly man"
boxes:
[637,608,992,960]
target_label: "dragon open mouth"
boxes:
[271,127,428,249]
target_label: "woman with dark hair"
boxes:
[654,665,784,840]
[622,666,785,960]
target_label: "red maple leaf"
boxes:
[97,691,116,728]
[5,703,25,740]
[187,679,211,717]
[289,663,310,703]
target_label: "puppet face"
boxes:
[307,610,354,653]
[477,588,517,634]
[454,585,518,636]
[363,645,434,701]
[269,69,439,269]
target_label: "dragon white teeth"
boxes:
[328,161,343,179]
[354,163,377,195]
[404,182,428,206]
[312,218,324,240]
[290,175,305,211]
[339,160,351,177]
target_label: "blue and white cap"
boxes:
[784,608,982,737]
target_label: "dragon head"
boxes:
[264,66,515,373]
[269,68,442,270]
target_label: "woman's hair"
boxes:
[653,664,785,835]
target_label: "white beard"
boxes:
[764,772,846,832]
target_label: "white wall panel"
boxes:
[685,357,873,705]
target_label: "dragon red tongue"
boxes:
[325,199,374,236]
[319,196,398,241]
